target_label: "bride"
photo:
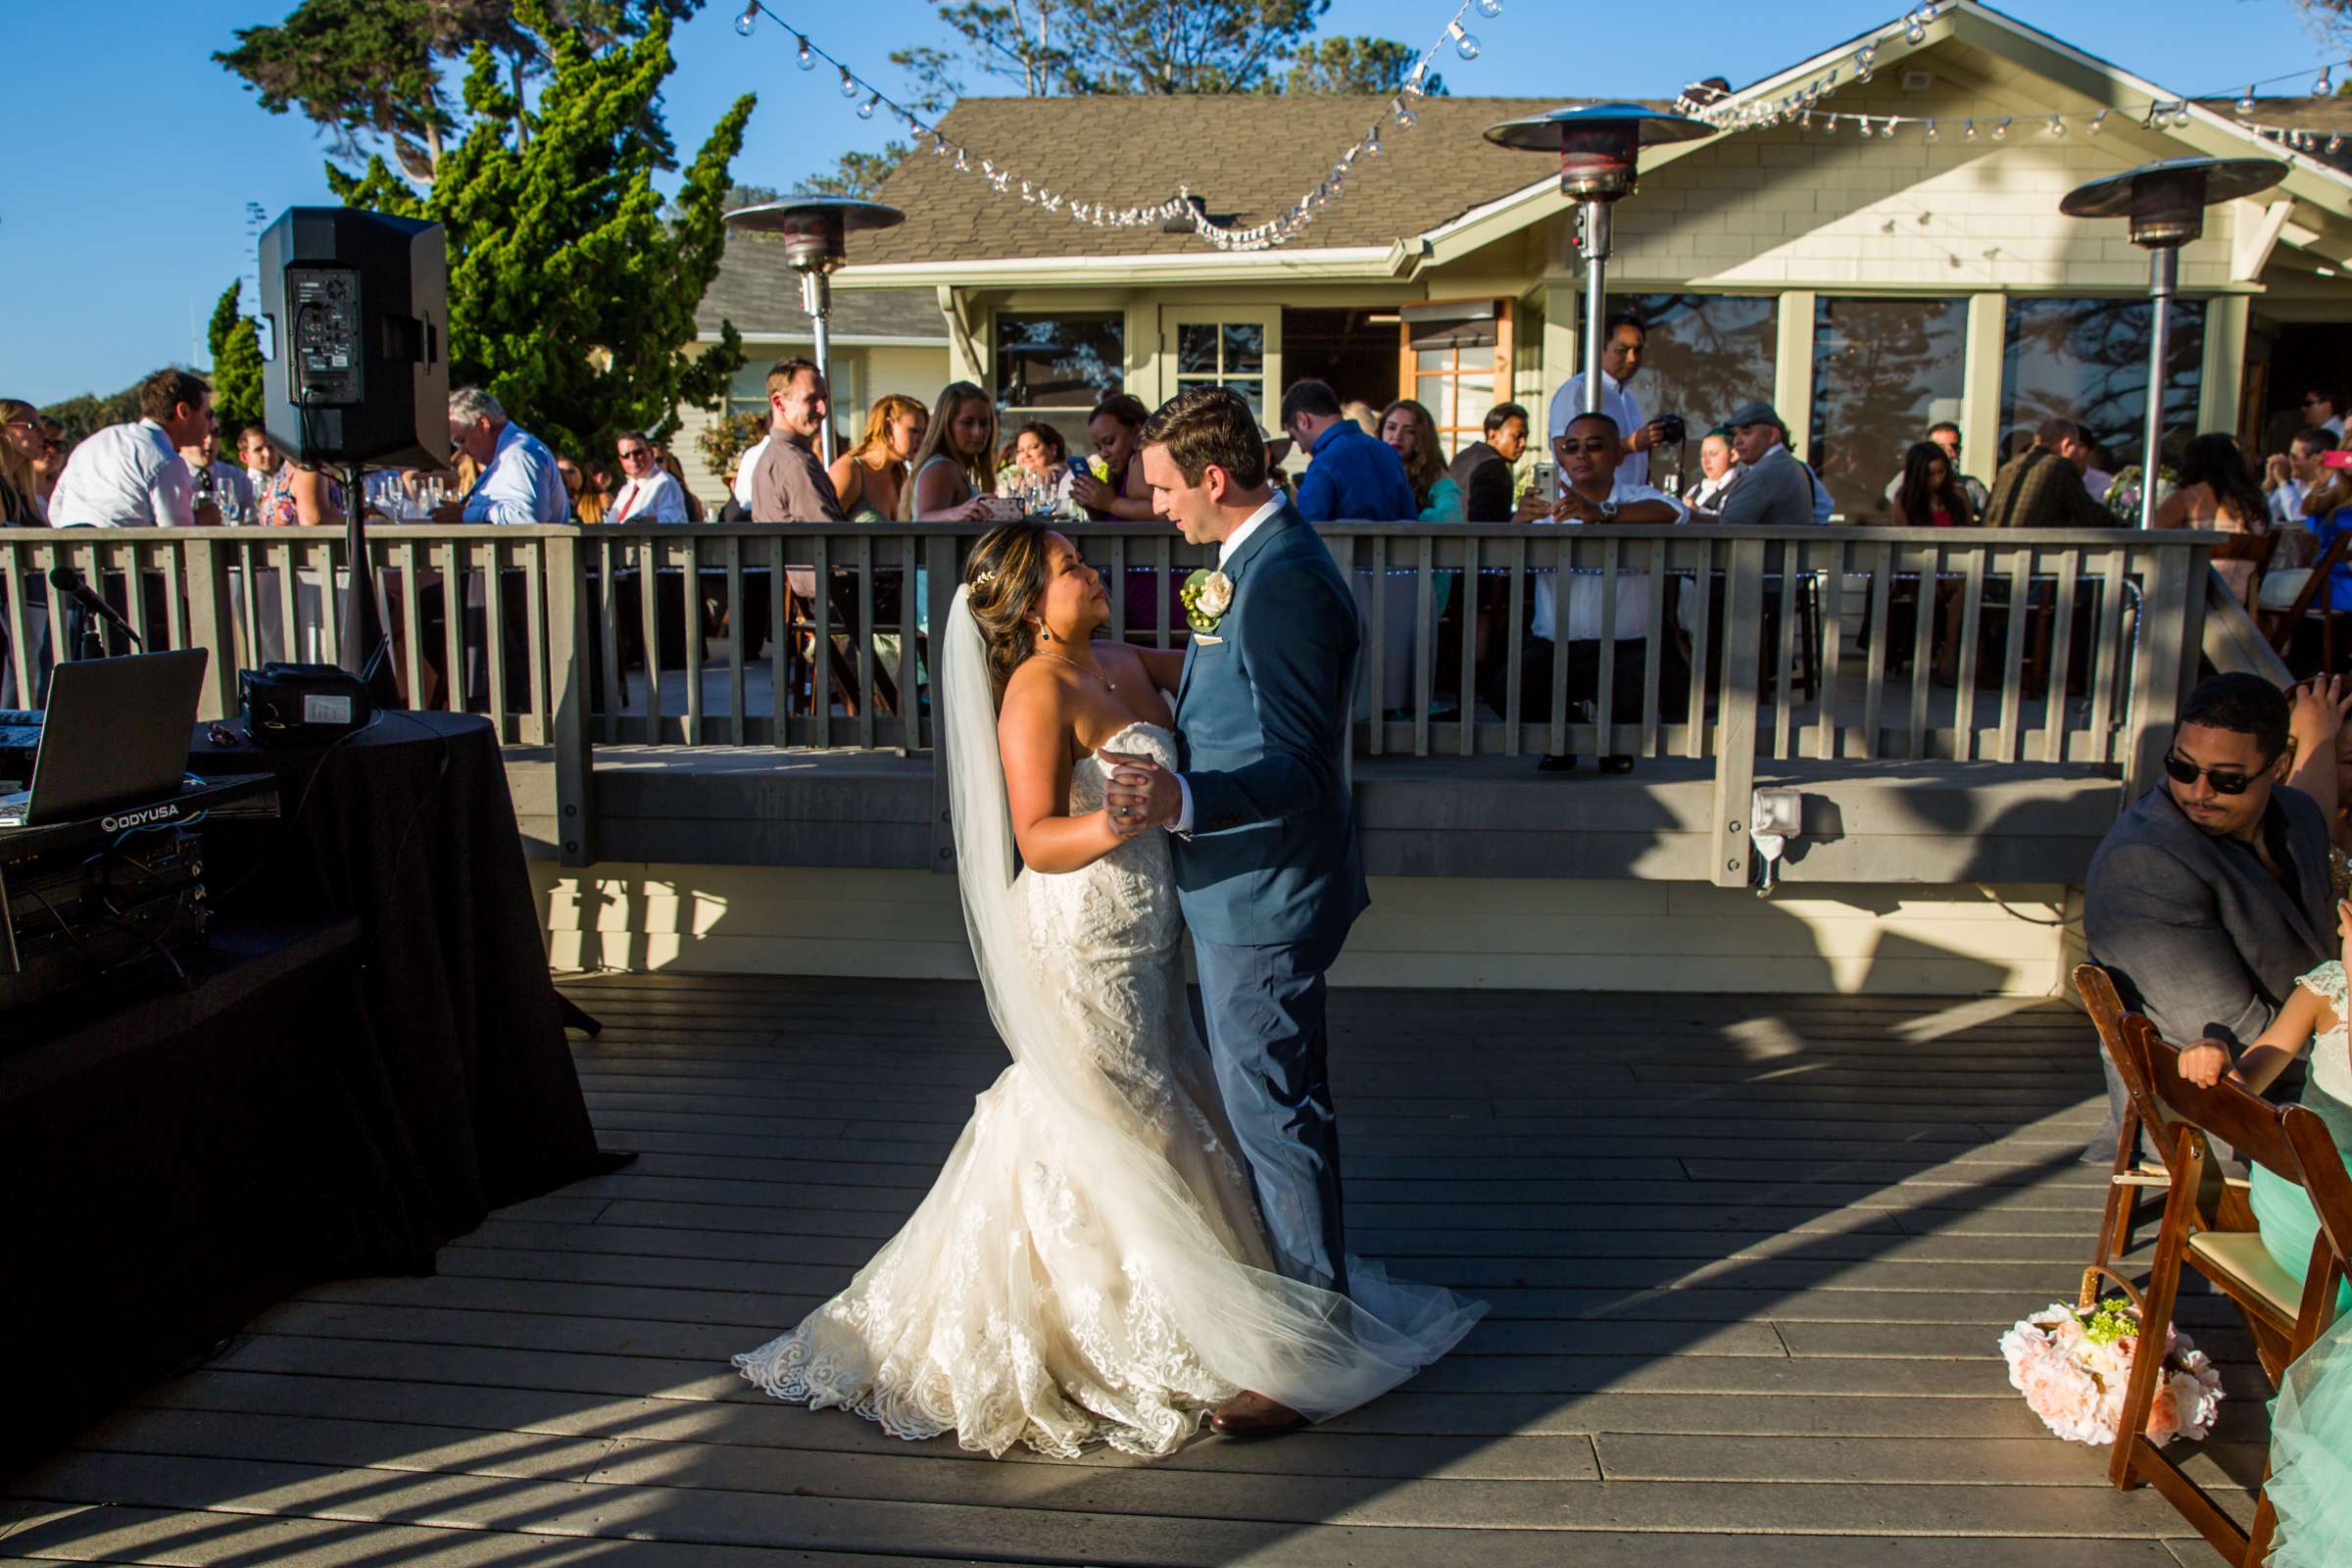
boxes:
[734,521,1483,1457]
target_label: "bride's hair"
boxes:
[963,520,1056,699]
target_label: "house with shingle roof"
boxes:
[680,0,2352,516]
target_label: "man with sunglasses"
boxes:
[609,430,687,523]
[2300,387,2344,445]
[2083,673,2336,1162]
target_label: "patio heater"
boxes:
[2058,157,2285,527]
[723,198,906,463]
[1483,104,1716,415]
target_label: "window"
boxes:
[1604,293,1778,457]
[1174,320,1266,419]
[2000,297,2207,479]
[1403,302,1506,452]
[995,313,1124,417]
[1809,296,1969,521]
[728,352,855,443]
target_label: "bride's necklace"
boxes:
[1032,646,1115,692]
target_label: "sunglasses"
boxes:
[2308,397,2334,409]
[2163,751,2271,795]
[618,447,651,460]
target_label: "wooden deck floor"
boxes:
[4,976,2267,1566]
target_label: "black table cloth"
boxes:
[188,710,608,1244]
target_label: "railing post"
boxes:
[927,530,959,875]
[1710,534,1766,890]
[545,527,597,868]
[180,533,237,721]
[2122,539,2195,805]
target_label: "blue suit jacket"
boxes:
[1172,507,1370,947]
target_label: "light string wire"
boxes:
[1681,3,2352,160]
[733,0,1502,253]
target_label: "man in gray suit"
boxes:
[2082,673,2335,1159]
[1102,385,1368,1439]
[1687,400,1816,527]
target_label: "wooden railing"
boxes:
[0,521,2218,886]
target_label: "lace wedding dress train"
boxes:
[733,714,1484,1457]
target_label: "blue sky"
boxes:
[0,0,2332,405]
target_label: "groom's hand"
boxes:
[1101,752,1180,830]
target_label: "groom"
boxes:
[1102,384,1369,1440]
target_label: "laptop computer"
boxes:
[0,650,208,829]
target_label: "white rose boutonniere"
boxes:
[1182,568,1234,634]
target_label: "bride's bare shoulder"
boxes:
[998,657,1077,738]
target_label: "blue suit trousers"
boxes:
[1193,928,1349,1299]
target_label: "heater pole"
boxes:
[2139,247,2176,532]
[1582,202,1612,416]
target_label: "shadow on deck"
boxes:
[2,978,2260,1565]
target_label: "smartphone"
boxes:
[2322,450,2352,470]
[1529,462,1557,505]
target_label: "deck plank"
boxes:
[11,974,2257,1564]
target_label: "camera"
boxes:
[1653,414,1688,446]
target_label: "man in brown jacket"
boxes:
[1981,416,2119,528]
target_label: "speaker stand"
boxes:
[340,464,401,707]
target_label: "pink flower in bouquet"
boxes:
[2000,1300,2223,1448]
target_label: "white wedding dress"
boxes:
[732,593,1484,1458]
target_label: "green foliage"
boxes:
[793,146,911,199]
[1278,37,1443,96]
[316,15,753,458]
[207,280,268,432]
[41,385,145,446]
[697,409,769,479]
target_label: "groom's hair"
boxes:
[1141,386,1269,490]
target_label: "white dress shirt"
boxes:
[1687,466,1743,511]
[1530,478,1689,643]
[611,468,689,523]
[461,420,569,524]
[1166,496,1289,834]
[1548,372,1648,488]
[48,419,194,528]
[732,434,772,508]
[2271,478,2312,530]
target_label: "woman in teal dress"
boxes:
[2180,907,2352,1567]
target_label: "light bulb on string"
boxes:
[1857,117,1872,137]
[734,2,759,35]
[857,93,879,119]
[838,67,858,97]
[2087,109,2108,134]
[1915,1,1938,19]
[1962,117,1977,139]
[2317,66,2335,95]
[1367,124,1382,157]
[1991,116,2010,139]
[2332,134,2345,154]
[2174,101,2194,127]
[1455,28,1482,60]
[2237,84,2257,117]
[796,34,813,69]
[1854,46,1876,83]
[1905,18,1926,43]
[1924,118,1938,141]
[1824,113,1838,134]
[953,149,968,172]
[1477,0,1502,15]
[2047,113,2066,137]
[1396,102,1417,129]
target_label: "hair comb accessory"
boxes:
[971,568,998,589]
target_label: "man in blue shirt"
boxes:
[1280,378,1416,523]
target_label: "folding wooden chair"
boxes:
[2074,964,2251,1310]
[2259,528,2352,671]
[2110,1013,2352,1565]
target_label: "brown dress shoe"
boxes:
[1210,1390,1306,1439]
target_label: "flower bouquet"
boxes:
[2001,1297,2223,1446]
[2103,465,2176,523]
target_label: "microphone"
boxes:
[48,565,143,648]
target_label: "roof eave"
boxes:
[835,247,1401,287]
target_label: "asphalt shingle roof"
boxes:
[840,94,1595,265]
[694,266,945,340]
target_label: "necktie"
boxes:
[614,482,640,521]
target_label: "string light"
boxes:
[2087,109,2107,134]
[1991,116,2010,139]
[1963,117,1977,140]
[2047,113,2066,137]
[2317,65,2336,96]
[731,0,1495,253]
[2237,84,2259,117]
[1923,118,1938,141]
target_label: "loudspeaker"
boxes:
[258,207,450,469]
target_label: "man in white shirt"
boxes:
[179,429,256,524]
[2300,386,2346,444]
[2269,429,2330,529]
[609,429,689,523]
[431,386,568,524]
[1546,311,1675,489]
[48,368,221,528]
[1504,410,1691,773]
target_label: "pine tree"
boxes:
[207,281,267,432]
[323,13,754,459]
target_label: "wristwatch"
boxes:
[1596,498,1619,520]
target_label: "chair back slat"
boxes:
[2126,1014,2304,1185]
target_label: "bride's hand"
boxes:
[1101,751,1178,829]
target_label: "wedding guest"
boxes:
[0,399,43,525]
[1686,428,1740,510]
[1786,419,1836,523]
[1687,402,1813,528]
[2269,429,2330,529]
[1497,411,1690,774]
[2156,433,2275,603]
[30,418,67,521]
[256,453,345,528]
[48,368,220,528]
[1547,311,1673,488]
[178,427,256,524]
[1980,417,2117,528]
[749,358,848,522]
[1282,378,1415,523]
[2082,438,2118,512]
[732,425,771,515]
[1379,399,1462,522]
[236,423,276,495]
[1341,399,1381,437]
[433,387,565,524]
[1892,440,1976,526]
[2302,385,2345,444]
[828,393,925,523]
[1883,420,1990,514]
[1449,402,1527,523]
[902,380,997,522]
[1004,420,1074,511]
[655,445,706,520]
[555,458,597,521]
[1071,393,1155,521]
[610,429,689,523]
[2082,673,2334,1161]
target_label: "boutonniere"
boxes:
[1181,568,1233,634]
